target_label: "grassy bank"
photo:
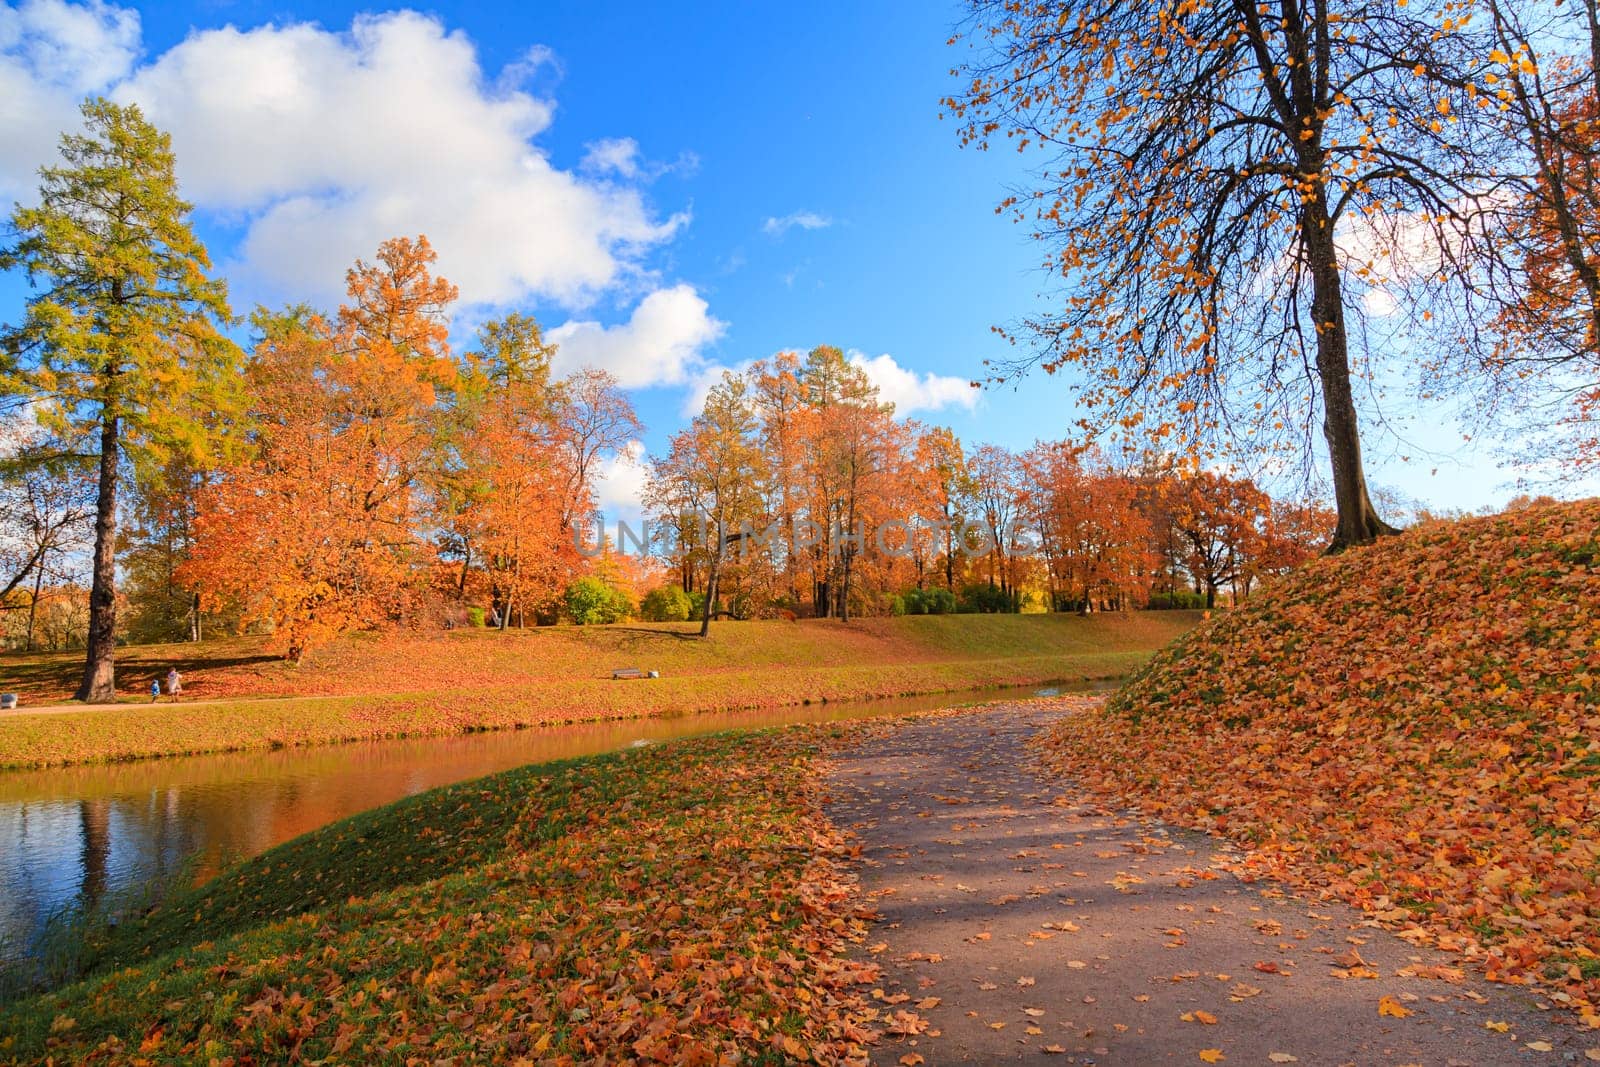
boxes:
[0,728,884,1065]
[0,613,1198,768]
[1038,500,1600,1022]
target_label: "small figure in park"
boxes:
[166,667,182,702]
[150,678,161,703]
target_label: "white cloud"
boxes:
[762,210,831,237]
[590,438,648,521]
[680,350,979,419]
[1,5,689,308]
[582,137,644,178]
[549,284,725,389]
[848,351,978,415]
[579,136,698,182]
[0,0,139,196]
[680,358,755,417]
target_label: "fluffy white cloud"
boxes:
[0,4,688,308]
[0,0,139,196]
[549,284,725,389]
[589,438,648,521]
[848,351,977,415]
[762,210,831,237]
[120,13,684,306]
[680,349,978,419]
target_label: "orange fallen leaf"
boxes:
[1377,996,1413,1019]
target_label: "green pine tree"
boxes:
[1,99,242,702]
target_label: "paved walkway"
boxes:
[826,702,1595,1066]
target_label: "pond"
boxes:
[0,681,1101,965]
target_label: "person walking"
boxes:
[165,667,182,703]
[150,677,161,703]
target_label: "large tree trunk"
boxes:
[76,416,120,703]
[1303,188,1399,550]
[700,553,720,638]
[26,558,44,653]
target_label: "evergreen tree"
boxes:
[1,99,242,701]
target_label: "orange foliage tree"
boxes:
[184,238,457,661]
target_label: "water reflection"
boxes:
[0,683,1101,962]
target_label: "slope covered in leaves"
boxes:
[1039,499,1600,1020]
[0,730,881,1065]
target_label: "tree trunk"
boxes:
[1303,188,1399,550]
[26,557,45,653]
[75,416,120,703]
[700,553,720,638]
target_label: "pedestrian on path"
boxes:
[165,667,182,702]
[150,677,161,703]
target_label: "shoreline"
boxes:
[0,652,1141,770]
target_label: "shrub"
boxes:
[639,585,693,622]
[465,606,487,628]
[958,583,1016,614]
[565,578,633,625]
[901,587,957,615]
[888,594,907,616]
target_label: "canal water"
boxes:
[0,682,1094,964]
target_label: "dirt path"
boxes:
[826,701,1595,1066]
[0,697,249,717]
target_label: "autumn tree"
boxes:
[967,444,1026,606]
[749,351,808,606]
[556,368,642,531]
[646,372,767,637]
[446,314,572,629]
[186,239,456,661]
[1168,471,1272,608]
[1249,496,1337,592]
[947,0,1498,548]
[796,346,901,619]
[1022,443,1154,612]
[121,457,209,644]
[0,427,95,650]
[916,426,972,593]
[0,100,241,700]
[1463,0,1600,471]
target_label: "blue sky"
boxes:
[0,0,1570,515]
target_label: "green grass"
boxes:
[0,612,1200,768]
[0,728,882,1065]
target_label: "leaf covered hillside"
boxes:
[1040,498,1600,1019]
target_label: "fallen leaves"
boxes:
[1378,995,1414,1019]
[1037,501,1600,1019]
[0,730,885,1065]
